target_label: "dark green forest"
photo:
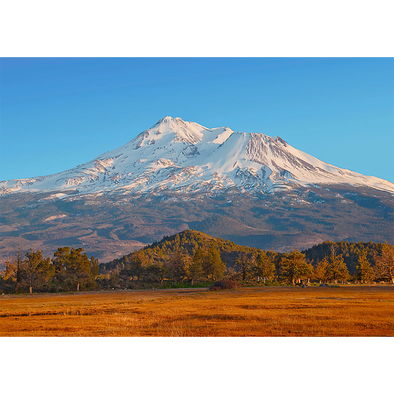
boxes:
[1,230,393,294]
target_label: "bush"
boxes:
[209,280,241,291]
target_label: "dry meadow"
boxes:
[0,285,393,336]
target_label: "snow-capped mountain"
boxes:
[1,116,393,264]
[2,116,393,197]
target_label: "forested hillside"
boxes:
[100,230,393,287]
[102,229,269,271]
[303,240,387,274]
[1,230,393,293]
[100,229,278,286]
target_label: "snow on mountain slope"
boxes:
[1,116,393,196]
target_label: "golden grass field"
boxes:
[0,285,393,336]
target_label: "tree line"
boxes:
[302,240,389,274]
[1,230,393,294]
[1,246,99,294]
[102,230,394,287]
[101,242,393,289]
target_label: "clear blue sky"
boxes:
[1,57,393,183]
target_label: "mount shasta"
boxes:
[1,116,393,263]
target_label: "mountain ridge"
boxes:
[2,116,393,196]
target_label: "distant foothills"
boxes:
[1,230,393,294]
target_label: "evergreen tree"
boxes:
[129,250,146,281]
[187,248,204,285]
[22,249,54,294]
[52,247,70,286]
[314,258,330,283]
[52,247,96,291]
[146,262,167,284]
[68,248,94,291]
[279,250,312,285]
[167,249,187,282]
[2,259,18,284]
[356,250,374,283]
[374,243,394,283]
[1,239,24,292]
[253,251,275,282]
[327,250,349,283]
[235,252,255,281]
[204,245,226,281]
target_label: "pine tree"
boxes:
[52,247,69,287]
[129,250,146,281]
[52,247,96,291]
[146,262,167,284]
[204,245,226,281]
[356,250,374,283]
[327,251,349,283]
[22,249,54,294]
[90,256,99,278]
[253,251,275,282]
[374,243,394,283]
[2,260,18,283]
[314,258,330,283]
[69,248,94,291]
[187,248,204,285]
[1,239,24,292]
[279,250,312,285]
[167,249,187,283]
[235,252,255,281]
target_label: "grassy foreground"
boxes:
[0,286,393,336]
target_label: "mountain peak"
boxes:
[159,115,174,122]
[156,116,186,125]
[1,117,393,196]
[141,116,205,145]
[153,115,173,126]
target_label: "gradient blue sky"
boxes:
[1,57,393,182]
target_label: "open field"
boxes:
[0,285,393,336]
